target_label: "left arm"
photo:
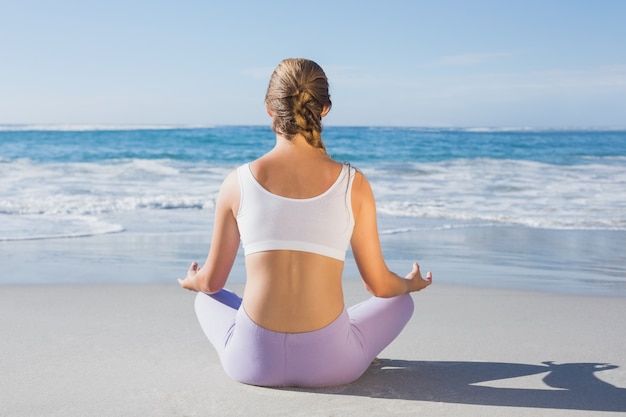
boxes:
[178,169,241,293]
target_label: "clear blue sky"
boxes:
[1,0,625,127]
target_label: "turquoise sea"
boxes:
[1,125,625,294]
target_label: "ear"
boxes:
[321,105,330,119]
[266,105,273,118]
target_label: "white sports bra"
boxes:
[236,163,355,261]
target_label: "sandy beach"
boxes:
[2,278,625,417]
[2,221,625,416]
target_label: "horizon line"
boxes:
[2,123,626,133]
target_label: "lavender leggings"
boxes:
[194,289,414,387]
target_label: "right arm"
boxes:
[350,171,432,297]
[178,169,241,294]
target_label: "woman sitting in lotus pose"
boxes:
[178,58,432,387]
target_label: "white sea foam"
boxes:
[368,159,626,231]
[2,157,625,240]
[0,159,227,240]
[379,227,417,235]
[0,214,124,241]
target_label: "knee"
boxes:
[194,291,206,308]
[399,293,415,319]
[194,289,242,313]
[194,290,209,308]
[388,292,414,314]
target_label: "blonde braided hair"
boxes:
[265,58,332,152]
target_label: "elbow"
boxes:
[198,281,224,294]
[363,271,408,298]
[365,282,395,298]
[373,290,395,298]
[195,272,225,294]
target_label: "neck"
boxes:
[274,133,326,155]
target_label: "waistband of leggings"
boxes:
[236,306,349,342]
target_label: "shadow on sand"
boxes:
[294,360,626,412]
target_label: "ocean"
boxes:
[1,125,625,294]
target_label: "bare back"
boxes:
[240,142,348,332]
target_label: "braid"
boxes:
[265,58,332,153]
[293,89,326,152]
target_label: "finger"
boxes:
[410,262,420,277]
[414,262,424,279]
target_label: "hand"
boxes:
[178,261,200,292]
[405,262,432,292]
